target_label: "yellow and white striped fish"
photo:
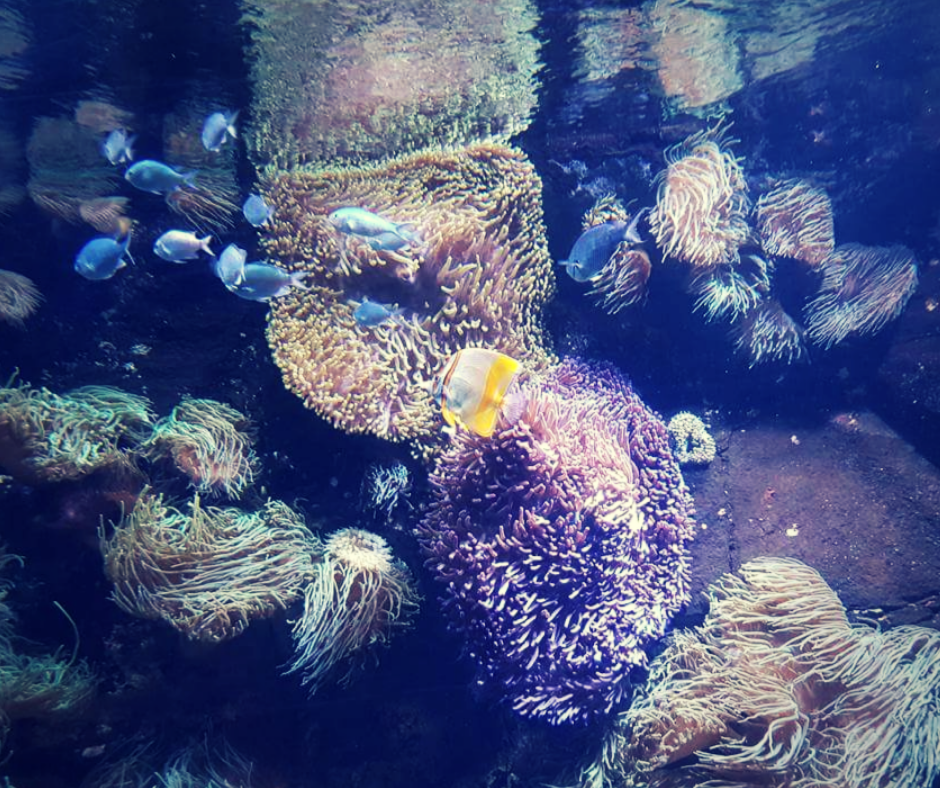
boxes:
[432,348,521,438]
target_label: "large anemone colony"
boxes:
[418,359,696,724]
[580,558,940,788]
[0,0,933,784]
[262,143,555,443]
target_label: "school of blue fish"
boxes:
[75,110,311,302]
[80,111,654,436]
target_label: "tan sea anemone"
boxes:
[262,142,555,444]
[649,127,750,268]
[101,491,318,643]
[579,557,940,788]
[286,527,419,693]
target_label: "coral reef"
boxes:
[142,397,258,500]
[0,380,154,485]
[0,269,41,327]
[756,178,834,266]
[804,243,919,349]
[666,412,715,465]
[649,127,750,268]
[263,142,555,443]
[286,527,419,693]
[581,557,940,788]
[101,491,318,643]
[241,0,541,169]
[417,358,696,725]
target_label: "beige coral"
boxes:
[649,127,751,268]
[262,142,555,444]
[579,557,940,788]
[101,491,318,643]
[756,178,834,266]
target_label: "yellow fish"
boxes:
[432,348,521,437]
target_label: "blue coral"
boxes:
[417,358,696,725]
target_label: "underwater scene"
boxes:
[0,0,939,785]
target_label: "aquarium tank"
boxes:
[0,0,939,785]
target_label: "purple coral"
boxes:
[417,358,696,725]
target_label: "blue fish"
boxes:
[226,262,307,302]
[328,207,417,246]
[213,244,247,288]
[125,160,197,194]
[367,231,413,252]
[201,110,238,152]
[352,297,403,328]
[74,233,132,281]
[153,230,214,263]
[560,210,646,283]
[101,129,135,166]
[242,194,273,227]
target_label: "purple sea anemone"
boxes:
[417,358,696,725]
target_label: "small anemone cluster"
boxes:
[571,128,919,366]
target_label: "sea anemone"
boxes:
[262,142,555,444]
[589,246,652,314]
[101,491,318,643]
[162,100,240,232]
[649,127,751,268]
[0,380,154,485]
[666,412,716,465]
[142,397,257,499]
[689,255,770,324]
[0,269,42,327]
[756,178,834,267]
[0,552,96,759]
[286,528,419,693]
[581,557,940,788]
[804,243,918,349]
[418,358,696,725]
[734,297,806,366]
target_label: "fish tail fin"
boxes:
[200,236,215,256]
[227,110,240,138]
[395,223,420,246]
[126,135,137,162]
[625,206,649,244]
[182,170,199,189]
[290,272,309,290]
